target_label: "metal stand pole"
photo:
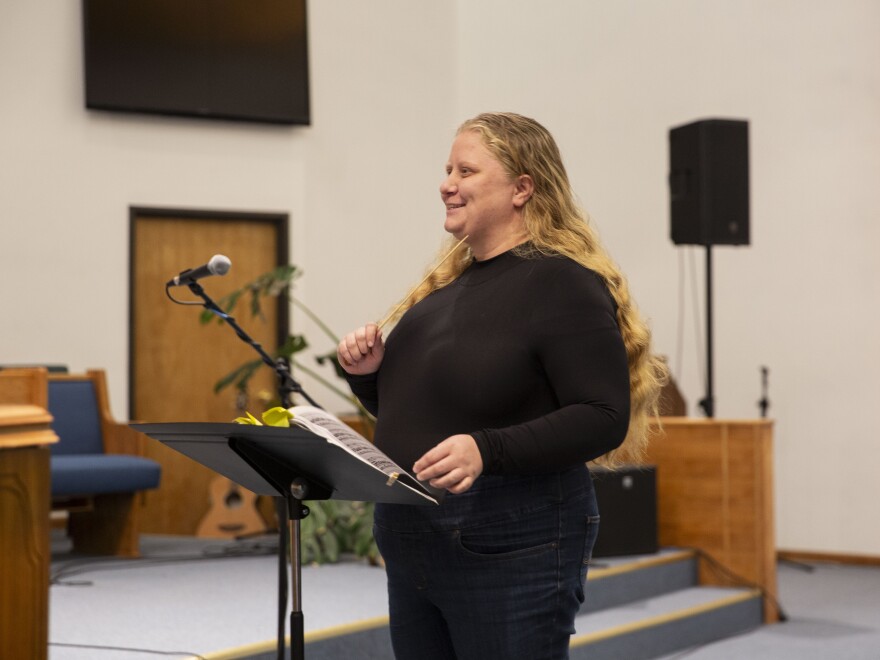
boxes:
[286,479,310,660]
[275,498,289,660]
[699,245,715,418]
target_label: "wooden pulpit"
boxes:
[646,417,778,623]
[0,369,59,660]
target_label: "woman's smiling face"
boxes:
[440,130,530,259]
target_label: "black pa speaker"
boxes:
[669,118,750,246]
[591,466,658,558]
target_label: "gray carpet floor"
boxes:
[50,533,387,659]
[49,533,880,659]
[656,559,880,659]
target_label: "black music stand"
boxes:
[133,421,437,660]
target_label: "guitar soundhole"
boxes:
[218,489,248,531]
[224,490,243,509]
[198,476,263,538]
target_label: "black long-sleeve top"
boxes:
[346,248,631,476]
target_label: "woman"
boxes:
[338,112,666,659]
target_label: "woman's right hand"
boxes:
[337,323,385,375]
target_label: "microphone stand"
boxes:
[758,366,770,418]
[186,281,321,410]
[187,280,321,660]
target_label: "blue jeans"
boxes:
[374,464,600,660]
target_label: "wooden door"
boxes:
[130,208,288,534]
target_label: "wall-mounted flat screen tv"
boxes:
[83,0,310,125]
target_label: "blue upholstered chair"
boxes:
[47,370,161,557]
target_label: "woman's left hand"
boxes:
[413,434,484,494]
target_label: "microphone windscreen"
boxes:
[208,254,232,276]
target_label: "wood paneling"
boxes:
[777,550,880,567]
[644,418,778,622]
[131,210,286,535]
[0,446,51,660]
[0,368,48,408]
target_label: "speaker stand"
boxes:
[698,244,715,418]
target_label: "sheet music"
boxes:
[288,406,437,503]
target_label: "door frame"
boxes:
[127,206,290,419]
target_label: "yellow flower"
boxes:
[233,407,295,427]
[261,407,294,427]
[233,411,263,426]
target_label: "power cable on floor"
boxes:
[49,641,206,659]
[690,546,789,622]
[50,539,279,586]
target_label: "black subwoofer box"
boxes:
[590,465,658,557]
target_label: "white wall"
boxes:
[455,0,880,555]
[2,1,878,555]
[300,1,458,367]
[0,1,456,416]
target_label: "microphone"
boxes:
[166,254,232,287]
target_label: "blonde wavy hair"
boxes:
[385,112,667,466]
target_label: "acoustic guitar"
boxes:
[196,476,266,539]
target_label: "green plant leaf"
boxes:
[354,533,373,557]
[271,265,298,291]
[213,359,262,394]
[200,289,245,325]
[314,351,349,380]
[300,511,316,536]
[322,529,340,563]
[248,287,261,320]
[309,501,330,528]
[199,265,300,325]
[278,334,308,357]
[302,537,322,564]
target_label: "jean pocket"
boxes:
[576,515,601,603]
[455,509,558,561]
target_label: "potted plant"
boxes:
[200,265,380,565]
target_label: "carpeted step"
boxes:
[198,549,759,660]
[570,586,764,660]
[584,548,698,613]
